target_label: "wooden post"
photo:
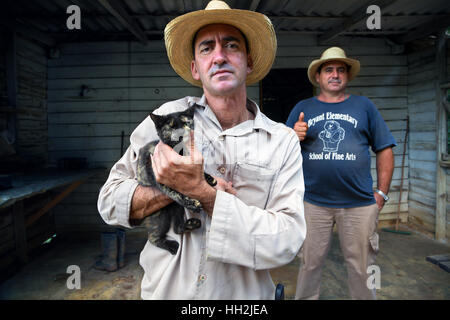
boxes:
[13,201,28,264]
[435,28,448,241]
[5,30,18,152]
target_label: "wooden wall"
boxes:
[15,36,48,163]
[407,46,450,240]
[48,35,408,234]
[0,34,51,279]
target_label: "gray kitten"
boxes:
[136,106,216,254]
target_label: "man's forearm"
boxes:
[376,147,394,194]
[130,185,173,220]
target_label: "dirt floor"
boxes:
[0,224,449,300]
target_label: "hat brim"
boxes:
[307,58,360,87]
[164,9,277,87]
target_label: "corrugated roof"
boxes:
[0,0,449,45]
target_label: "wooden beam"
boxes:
[435,28,448,241]
[394,16,450,44]
[97,0,147,44]
[318,0,396,44]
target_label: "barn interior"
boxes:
[0,0,449,300]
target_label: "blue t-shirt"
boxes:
[286,95,396,208]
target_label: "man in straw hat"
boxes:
[286,47,396,299]
[98,0,306,299]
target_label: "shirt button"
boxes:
[198,274,207,282]
[217,165,226,174]
[218,135,224,141]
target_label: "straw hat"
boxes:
[164,0,277,87]
[307,47,360,87]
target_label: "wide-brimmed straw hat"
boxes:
[164,0,277,87]
[307,47,360,87]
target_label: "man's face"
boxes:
[315,61,349,94]
[191,24,253,96]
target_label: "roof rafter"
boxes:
[97,0,147,44]
[318,0,397,44]
[393,15,450,44]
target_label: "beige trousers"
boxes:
[295,201,380,300]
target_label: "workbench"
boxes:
[0,168,104,264]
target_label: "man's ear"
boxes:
[191,60,200,81]
[315,72,320,84]
[246,54,254,75]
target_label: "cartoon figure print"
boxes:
[319,120,345,152]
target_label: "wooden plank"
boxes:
[47,86,210,102]
[435,29,447,241]
[48,64,177,79]
[346,86,407,98]
[47,76,192,90]
[25,180,87,227]
[378,212,408,222]
[276,46,392,56]
[409,168,436,183]
[48,52,170,67]
[425,254,450,265]
[408,68,437,85]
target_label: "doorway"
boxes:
[261,68,313,124]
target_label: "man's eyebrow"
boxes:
[198,39,215,47]
[198,36,241,47]
[223,36,241,43]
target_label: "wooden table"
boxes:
[0,168,104,263]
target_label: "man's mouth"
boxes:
[213,70,231,76]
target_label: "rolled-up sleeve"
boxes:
[98,116,159,229]
[97,148,140,229]
[207,132,306,270]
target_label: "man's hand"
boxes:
[150,131,217,215]
[293,112,308,141]
[375,147,394,211]
[373,192,385,211]
[213,176,237,195]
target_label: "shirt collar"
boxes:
[188,95,275,136]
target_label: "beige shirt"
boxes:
[98,95,306,299]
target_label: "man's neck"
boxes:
[317,90,348,103]
[204,88,254,130]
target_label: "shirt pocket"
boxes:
[232,162,276,209]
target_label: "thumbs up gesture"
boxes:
[293,112,308,141]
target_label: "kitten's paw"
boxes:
[184,199,203,212]
[185,218,201,231]
[162,240,179,255]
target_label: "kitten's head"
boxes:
[150,106,195,147]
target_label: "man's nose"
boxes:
[212,45,227,65]
[331,69,339,78]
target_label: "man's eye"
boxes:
[200,47,210,54]
[226,43,238,49]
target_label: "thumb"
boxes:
[298,112,305,122]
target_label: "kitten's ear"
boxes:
[184,105,196,117]
[150,112,162,127]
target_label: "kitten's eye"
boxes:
[169,119,174,126]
